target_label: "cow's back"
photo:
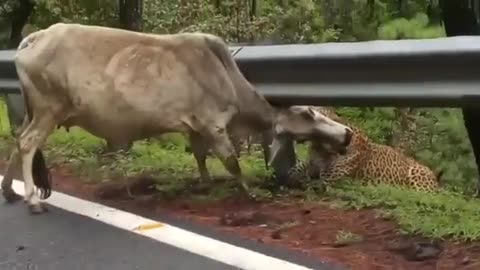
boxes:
[15,23,242,143]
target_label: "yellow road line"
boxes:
[133,223,164,231]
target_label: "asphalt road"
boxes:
[0,203,240,270]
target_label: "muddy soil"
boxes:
[3,163,478,270]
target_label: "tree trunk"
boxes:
[105,0,143,153]
[439,0,479,35]
[398,0,407,17]
[368,0,375,19]
[215,0,221,9]
[8,0,34,49]
[439,0,480,196]
[250,0,257,20]
[118,0,144,32]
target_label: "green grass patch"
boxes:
[327,180,480,242]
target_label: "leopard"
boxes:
[287,106,442,192]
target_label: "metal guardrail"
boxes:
[232,36,480,108]
[2,36,480,108]
[0,80,20,94]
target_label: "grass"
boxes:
[327,180,480,242]
[0,99,480,242]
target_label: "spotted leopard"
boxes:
[287,107,442,192]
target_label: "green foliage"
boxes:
[261,0,332,43]
[0,0,444,46]
[413,109,478,192]
[378,12,445,39]
[336,107,397,143]
[31,0,117,28]
[0,0,15,48]
[0,99,12,138]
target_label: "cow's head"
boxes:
[269,105,353,165]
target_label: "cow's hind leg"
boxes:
[2,116,30,203]
[18,113,56,214]
[189,131,212,182]
[1,149,22,203]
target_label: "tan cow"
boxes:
[0,23,353,214]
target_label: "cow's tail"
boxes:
[16,36,52,199]
[32,150,52,199]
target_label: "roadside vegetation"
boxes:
[1,0,479,243]
[0,100,479,242]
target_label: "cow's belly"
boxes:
[63,107,189,143]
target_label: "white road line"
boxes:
[2,177,314,270]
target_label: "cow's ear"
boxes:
[268,133,294,166]
[268,136,283,166]
[299,108,315,122]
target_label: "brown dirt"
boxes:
[3,162,479,270]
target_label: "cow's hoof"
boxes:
[247,191,257,200]
[28,203,48,215]
[237,181,259,200]
[2,189,22,204]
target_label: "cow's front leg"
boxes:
[189,131,212,183]
[208,126,251,196]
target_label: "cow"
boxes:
[0,23,353,214]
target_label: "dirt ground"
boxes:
[4,163,479,270]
